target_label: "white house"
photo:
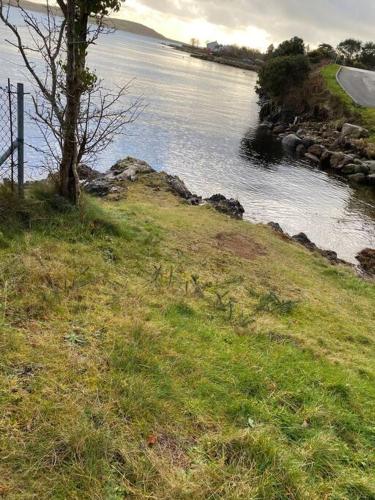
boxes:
[207,41,220,51]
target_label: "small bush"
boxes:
[257,54,310,100]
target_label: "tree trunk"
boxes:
[59,0,81,204]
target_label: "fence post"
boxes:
[17,83,24,198]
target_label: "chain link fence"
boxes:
[0,80,24,196]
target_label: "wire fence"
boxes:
[0,80,24,196]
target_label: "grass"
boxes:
[0,177,374,498]
[321,63,375,140]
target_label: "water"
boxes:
[1,10,375,262]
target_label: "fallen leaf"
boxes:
[147,434,157,447]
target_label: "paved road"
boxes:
[337,66,375,108]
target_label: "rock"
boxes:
[341,163,357,175]
[292,233,341,264]
[348,173,367,184]
[84,177,125,198]
[301,137,315,149]
[304,153,319,164]
[273,124,287,134]
[356,248,375,275]
[367,174,375,186]
[340,123,369,140]
[363,161,375,174]
[320,150,333,169]
[296,144,306,156]
[165,174,201,204]
[296,128,305,136]
[259,120,273,129]
[206,194,245,219]
[307,144,325,158]
[329,152,353,170]
[268,222,284,233]
[292,233,317,251]
[110,157,154,181]
[282,134,302,150]
[77,164,101,181]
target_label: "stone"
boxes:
[77,164,101,181]
[356,248,375,275]
[320,150,333,169]
[363,161,375,174]
[273,124,287,134]
[165,174,201,204]
[304,153,319,164]
[84,177,125,198]
[307,144,325,158]
[367,174,375,186]
[282,134,302,150]
[206,194,245,219]
[340,123,369,140]
[330,152,353,170]
[296,144,306,156]
[260,120,273,129]
[348,173,367,184]
[268,222,284,233]
[292,233,342,264]
[301,137,315,149]
[340,164,357,175]
[110,157,154,181]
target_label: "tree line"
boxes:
[257,36,375,102]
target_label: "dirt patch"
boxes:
[154,434,192,470]
[215,232,267,261]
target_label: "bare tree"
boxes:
[0,0,143,203]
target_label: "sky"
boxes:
[27,0,375,51]
[115,0,375,50]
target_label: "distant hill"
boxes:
[7,0,169,41]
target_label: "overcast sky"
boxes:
[117,0,375,50]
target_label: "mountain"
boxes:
[7,0,169,41]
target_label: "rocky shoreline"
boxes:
[80,157,374,277]
[260,102,375,187]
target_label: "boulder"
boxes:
[320,150,333,169]
[292,233,341,264]
[348,173,367,184]
[165,174,201,205]
[356,248,375,275]
[330,152,353,170]
[296,144,306,156]
[340,164,357,175]
[84,177,125,198]
[110,157,154,181]
[206,194,245,219]
[363,161,375,174]
[77,164,101,181]
[268,221,284,233]
[304,153,319,164]
[273,124,287,134]
[307,144,325,158]
[340,123,369,140]
[301,137,315,149]
[282,134,303,150]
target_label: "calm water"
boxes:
[1,11,375,262]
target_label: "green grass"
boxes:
[321,63,375,140]
[0,178,374,498]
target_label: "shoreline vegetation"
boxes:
[0,166,374,497]
[171,44,261,72]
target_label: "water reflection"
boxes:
[240,126,283,166]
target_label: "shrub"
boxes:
[257,54,310,100]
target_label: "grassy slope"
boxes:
[0,179,374,499]
[321,64,375,141]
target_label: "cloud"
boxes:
[122,0,375,49]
